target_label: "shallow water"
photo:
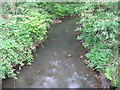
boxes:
[2,17,101,88]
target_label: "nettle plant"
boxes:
[75,2,119,87]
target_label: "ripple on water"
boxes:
[68,83,80,88]
[43,76,57,88]
[49,61,59,66]
[51,68,57,73]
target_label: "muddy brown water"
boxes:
[2,17,101,88]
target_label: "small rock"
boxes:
[35,71,41,74]
[52,19,62,24]
[67,53,72,58]
[94,75,100,79]
[80,55,84,59]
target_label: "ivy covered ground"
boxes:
[0,2,119,88]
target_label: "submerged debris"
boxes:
[67,53,72,58]
[52,19,62,24]
[35,71,41,74]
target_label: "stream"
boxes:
[2,17,101,88]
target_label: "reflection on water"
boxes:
[2,17,101,88]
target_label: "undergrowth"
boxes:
[0,2,119,88]
[0,2,79,79]
[75,2,119,88]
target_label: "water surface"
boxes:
[2,17,101,88]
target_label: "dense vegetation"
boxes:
[0,2,119,88]
[0,2,79,79]
[75,2,119,88]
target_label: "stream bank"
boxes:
[2,17,101,88]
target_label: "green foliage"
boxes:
[75,2,119,88]
[0,2,52,79]
[0,18,33,79]
[105,66,116,80]
[51,3,76,17]
[37,2,79,18]
[1,2,119,88]
[0,2,80,79]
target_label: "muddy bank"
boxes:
[2,17,101,88]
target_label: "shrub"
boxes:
[0,2,80,79]
[75,2,119,87]
[0,3,52,79]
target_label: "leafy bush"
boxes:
[75,2,119,87]
[0,3,52,79]
[0,18,33,79]
[51,3,76,17]
[0,2,80,79]
[1,2,119,88]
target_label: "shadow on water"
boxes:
[2,17,101,88]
